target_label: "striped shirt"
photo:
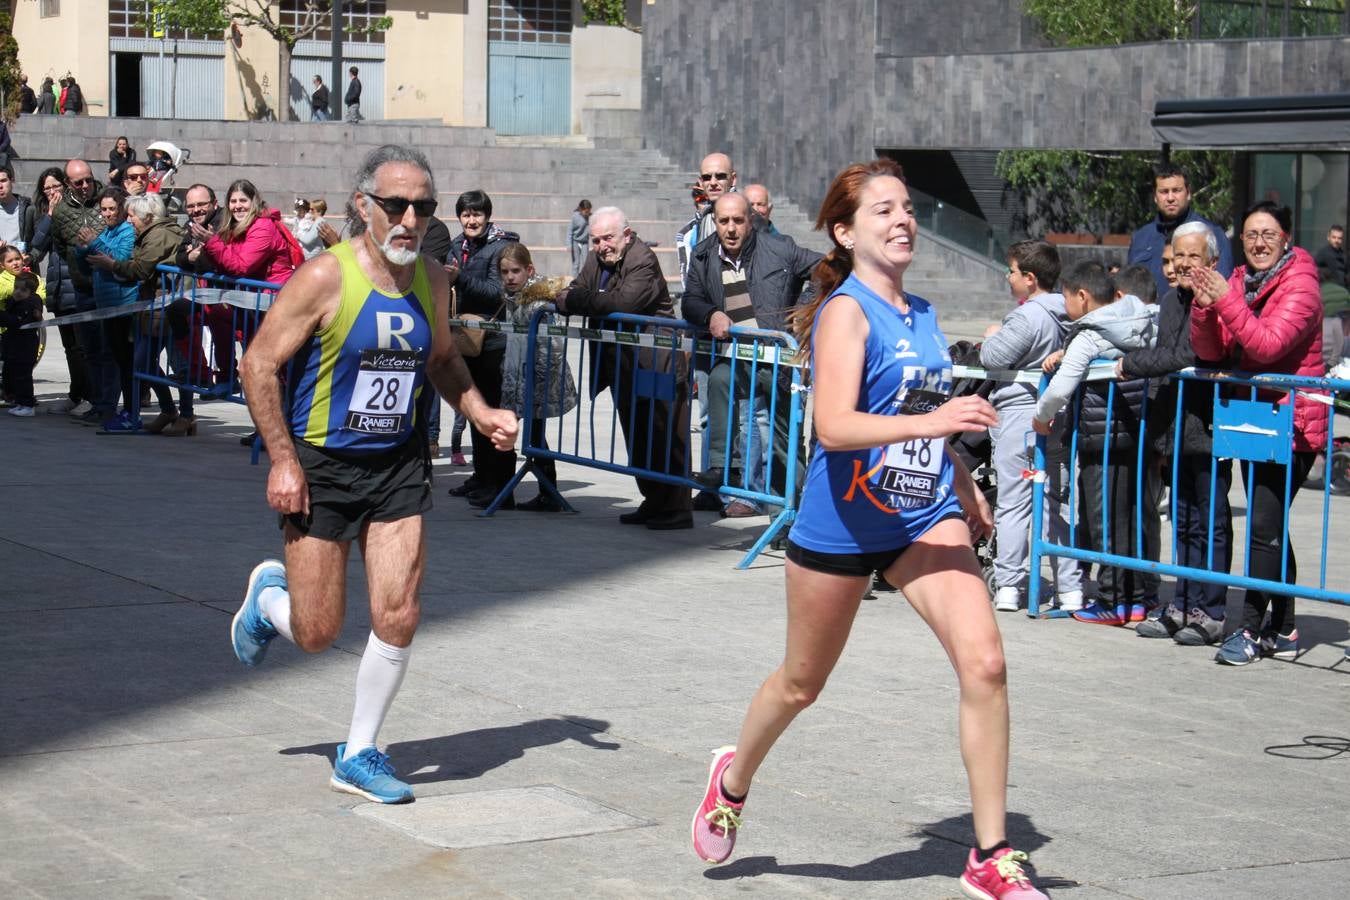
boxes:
[719,244,757,328]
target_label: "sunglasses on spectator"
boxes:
[699,172,731,182]
[124,172,148,181]
[1241,229,1283,244]
[366,193,438,218]
[69,177,94,187]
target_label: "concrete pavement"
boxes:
[3,336,1350,900]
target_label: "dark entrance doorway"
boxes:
[113,53,142,118]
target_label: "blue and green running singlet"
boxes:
[287,241,435,452]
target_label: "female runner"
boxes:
[690,159,1048,899]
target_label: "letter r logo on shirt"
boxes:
[376,311,415,350]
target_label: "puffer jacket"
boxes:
[1073,376,1149,457]
[450,223,520,352]
[1190,246,1326,453]
[79,220,138,307]
[31,214,79,314]
[1036,294,1155,424]
[202,208,296,286]
[48,182,106,295]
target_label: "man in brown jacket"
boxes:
[556,206,693,529]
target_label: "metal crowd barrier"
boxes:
[455,309,806,568]
[1027,365,1350,617]
[139,265,279,408]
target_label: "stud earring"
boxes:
[842,240,854,251]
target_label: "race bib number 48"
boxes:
[873,389,948,504]
[345,348,420,434]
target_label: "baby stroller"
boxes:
[144,140,190,214]
[946,340,999,593]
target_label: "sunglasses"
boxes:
[366,193,438,218]
[124,173,148,182]
[699,172,731,182]
[69,177,94,187]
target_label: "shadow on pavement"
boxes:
[703,812,1072,887]
[278,715,621,784]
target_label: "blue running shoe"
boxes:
[1215,629,1261,666]
[331,743,414,804]
[1259,629,1299,660]
[232,559,284,667]
[99,410,143,434]
[1071,602,1126,626]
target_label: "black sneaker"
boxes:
[469,491,513,510]
[448,478,481,497]
[645,510,694,530]
[693,490,723,511]
[619,504,655,525]
[518,494,563,512]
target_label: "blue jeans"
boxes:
[1173,455,1232,619]
[424,386,442,442]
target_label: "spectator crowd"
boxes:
[1,139,1345,666]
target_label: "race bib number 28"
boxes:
[345,349,420,434]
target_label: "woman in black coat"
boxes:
[107,137,136,188]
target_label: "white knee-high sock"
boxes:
[258,585,294,642]
[344,632,411,760]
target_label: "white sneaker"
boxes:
[993,586,1021,612]
[7,405,35,417]
[1056,589,1084,612]
[45,397,75,414]
[68,400,93,417]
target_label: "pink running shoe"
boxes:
[450,451,468,466]
[960,847,1048,899]
[691,746,744,864]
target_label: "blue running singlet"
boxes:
[286,241,435,452]
[788,272,960,554]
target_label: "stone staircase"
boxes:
[10,116,1007,327]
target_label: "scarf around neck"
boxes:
[1243,246,1295,307]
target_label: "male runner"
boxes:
[231,144,517,803]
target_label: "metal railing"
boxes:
[1027,366,1350,617]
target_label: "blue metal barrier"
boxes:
[137,265,280,407]
[130,266,280,460]
[463,309,806,568]
[1029,366,1350,617]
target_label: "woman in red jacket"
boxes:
[1191,201,1325,666]
[189,179,296,286]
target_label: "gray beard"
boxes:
[379,226,420,266]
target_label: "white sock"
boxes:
[258,585,294,642]
[344,632,411,760]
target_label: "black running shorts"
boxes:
[281,437,432,542]
[785,510,965,578]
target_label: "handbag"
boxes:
[453,313,487,357]
[451,290,505,359]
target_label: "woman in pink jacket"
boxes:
[188,179,296,286]
[1191,201,1325,667]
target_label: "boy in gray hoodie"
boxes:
[980,240,1083,613]
[1034,260,1156,625]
